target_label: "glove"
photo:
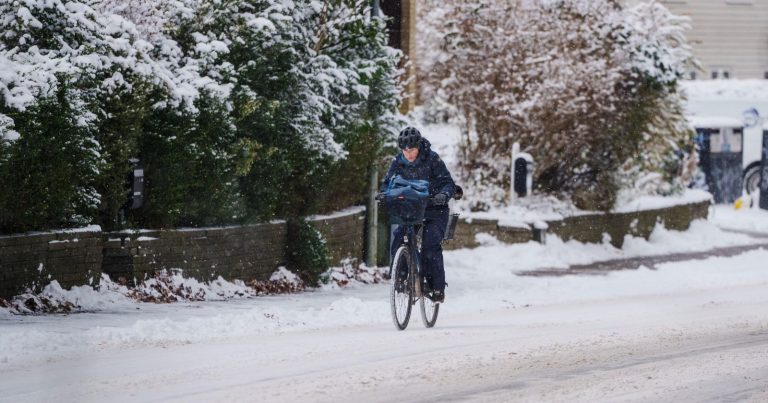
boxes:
[375,192,386,203]
[432,193,448,206]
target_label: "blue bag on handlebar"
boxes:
[384,175,430,224]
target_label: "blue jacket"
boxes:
[380,138,456,210]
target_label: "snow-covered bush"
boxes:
[418,0,693,211]
[209,0,402,219]
[0,0,402,233]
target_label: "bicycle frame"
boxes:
[399,222,424,301]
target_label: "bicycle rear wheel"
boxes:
[419,278,440,328]
[390,246,412,330]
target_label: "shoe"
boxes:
[430,290,445,303]
[421,280,433,295]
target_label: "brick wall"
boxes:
[0,230,102,299]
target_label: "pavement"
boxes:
[518,228,768,277]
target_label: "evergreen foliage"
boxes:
[0,0,402,235]
[0,85,101,232]
[286,218,330,286]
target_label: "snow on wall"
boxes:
[0,207,367,299]
[0,229,102,300]
[446,199,710,250]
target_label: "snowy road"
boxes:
[3,218,768,402]
[3,252,768,402]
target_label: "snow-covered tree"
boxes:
[418,0,693,211]
[0,0,159,230]
[0,0,402,232]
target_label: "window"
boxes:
[689,71,697,80]
[764,71,768,79]
[711,67,732,80]
[710,127,742,153]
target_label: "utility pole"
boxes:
[366,164,379,267]
[364,1,382,268]
[372,0,380,17]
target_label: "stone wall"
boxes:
[1,208,366,298]
[102,208,367,286]
[310,207,366,265]
[0,229,102,299]
[102,222,287,286]
[0,202,709,299]
[444,219,530,250]
[445,200,710,249]
[547,202,710,247]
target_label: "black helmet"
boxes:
[398,126,422,149]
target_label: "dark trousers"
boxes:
[390,209,448,291]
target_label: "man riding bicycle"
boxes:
[380,127,456,303]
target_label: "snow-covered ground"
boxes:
[2,203,768,402]
[3,80,768,402]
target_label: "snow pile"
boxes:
[1,268,309,314]
[448,219,759,278]
[127,270,256,303]
[460,194,582,226]
[3,278,134,314]
[248,267,305,295]
[709,204,768,233]
[614,188,712,212]
[325,258,389,288]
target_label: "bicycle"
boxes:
[382,178,462,331]
[389,216,440,330]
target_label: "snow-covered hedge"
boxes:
[0,0,402,233]
[418,0,695,211]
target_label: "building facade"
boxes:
[651,0,768,80]
[376,0,418,112]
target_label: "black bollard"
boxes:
[760,128,768,210]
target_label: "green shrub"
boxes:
[134,93,244,228]
[286,218,330,286]
[0,86,101,233]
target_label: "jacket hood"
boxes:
[419,138,432,158]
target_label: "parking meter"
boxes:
[127,158,144,210]
[513,152,534,198]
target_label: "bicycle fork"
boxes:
[404,232,424,303]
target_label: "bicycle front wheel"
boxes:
[419,279,440,328]
[390,245,413,330]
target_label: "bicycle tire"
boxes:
[390,245,412,330]
[419,277,440,328]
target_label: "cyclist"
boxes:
[380,126,456,303]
